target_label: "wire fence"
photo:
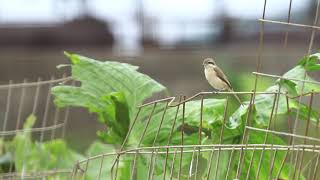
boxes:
[70,89,320,180]
[0,74,73,179]
[0,75,72,141]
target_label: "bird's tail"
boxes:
[228,89,243,106]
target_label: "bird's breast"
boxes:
[204,68,226,90]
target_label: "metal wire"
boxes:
[0,122,65,136]
[0,76,72,89]
[259,19,320,30]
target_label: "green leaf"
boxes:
[40,139,84,169]
[52,89,130,144]
[10,114,35,170]
[298,53,320,71]
[23,114,36,130]
[136,157,153,179]
[284,53,320,93]
[117,157,132,180]
[107,92,130,141]
[278,79,298,96]
[52,86,102,112]
[289,100,319,123]
[283,65,320,93]
[228,104,250,131]
[253,86,283,126]
[236,73,274,99]
[211,120,241,144]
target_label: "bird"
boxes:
[203,58,243,105]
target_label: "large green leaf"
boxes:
[52,52,166,144]
[52,52,166,118]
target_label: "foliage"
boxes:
[51,52,320,179]
[130,99,227,146]
[52,52,165,144]
[0,115,116,179]
[1,52,319,179]
[0,115,83,179]
[252,53,320,127]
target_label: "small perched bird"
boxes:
[203,58,242,105]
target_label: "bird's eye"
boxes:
[208,62,215,65]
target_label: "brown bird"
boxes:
[203,58,242,105]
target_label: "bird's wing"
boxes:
[213,66,232,89]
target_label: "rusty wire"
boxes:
[0,170,72,179]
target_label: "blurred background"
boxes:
[1,0,320,150]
